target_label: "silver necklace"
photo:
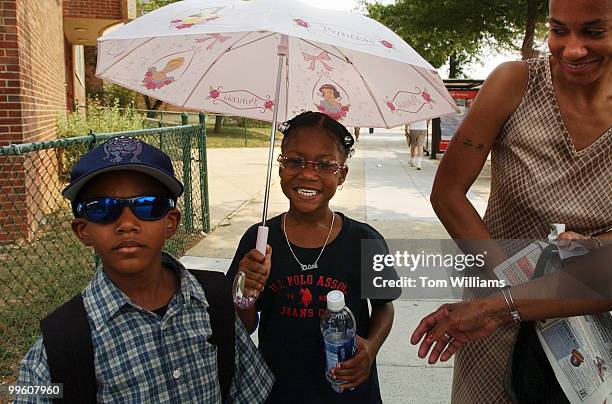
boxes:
[283,212,335,271]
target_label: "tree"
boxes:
[140,0,178,14]
[508,0,549,59]
[366,0,547,77]
[214,115,223,133]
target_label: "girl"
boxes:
[226,111,397,403]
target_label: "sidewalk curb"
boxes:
[209,178,278,233]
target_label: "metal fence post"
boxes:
[87,129,96,150]
[198,112,210,232]
[181,112,193,231]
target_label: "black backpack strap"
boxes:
[188,269,236,402]
[40,293,96,404]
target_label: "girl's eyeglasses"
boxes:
[74,196,176,224]
[277,155,345,178]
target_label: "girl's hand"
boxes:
[410,300,505,364]
[332,336,373,391]
[237,245,272,292]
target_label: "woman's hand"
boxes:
[237,245,272,292]
[410,299,507,364]
[332,336,373,391]
[557,231,602,251]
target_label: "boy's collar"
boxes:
[161,252,208,306]
[84,253,208,332]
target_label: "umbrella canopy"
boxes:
[97,0,460,307]
[96,0,458,128]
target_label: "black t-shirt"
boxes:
[226,213,398,404]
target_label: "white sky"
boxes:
[299,0,521,79]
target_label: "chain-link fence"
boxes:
[77,106,276,148]
[0,119,210,381]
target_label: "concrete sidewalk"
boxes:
[182,129,490,403]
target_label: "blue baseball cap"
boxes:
[62,137,184,201]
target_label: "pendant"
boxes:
[301,263,318,271]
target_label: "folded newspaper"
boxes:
[493,241,612,404]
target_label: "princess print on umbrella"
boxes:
[317,84,350,121]
[170,7,225,30]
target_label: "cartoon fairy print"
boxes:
[142,57,185,90]
[170,7,224,30]
[317,84,349,121]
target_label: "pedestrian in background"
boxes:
[405,120,429,170]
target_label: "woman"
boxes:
[420,0,612,402]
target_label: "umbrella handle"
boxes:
[232,226,269,309]
[256,225,269,255]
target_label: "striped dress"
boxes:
[451,57,612,403]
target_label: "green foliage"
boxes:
[57,100,147,137]
[55,101,148,179]
[102,82,139,108]
[140,0,180,14]
[366,0,548,77]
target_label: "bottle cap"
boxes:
[326,290,345,312]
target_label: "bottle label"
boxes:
[324,334,355,374]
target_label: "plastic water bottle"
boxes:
[320,290,356,393]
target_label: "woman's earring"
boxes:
[338,184,344,191]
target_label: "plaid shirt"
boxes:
[16,253,274,403]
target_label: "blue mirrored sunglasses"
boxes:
[74,196,176,224]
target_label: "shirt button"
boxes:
[172,369,181,380]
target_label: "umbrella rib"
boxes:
[181,32,253,107]
[227,32,277,52]
[96,38,156,76]
[409,65,459,112]
[330,45,390,128]
[299,39,346,62]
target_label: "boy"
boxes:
[15,137,273,403]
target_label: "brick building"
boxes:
[0,0,135,243]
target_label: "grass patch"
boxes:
[0,212,94,383]
[204,124,282,148]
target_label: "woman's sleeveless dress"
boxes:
[451,57,612,403]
